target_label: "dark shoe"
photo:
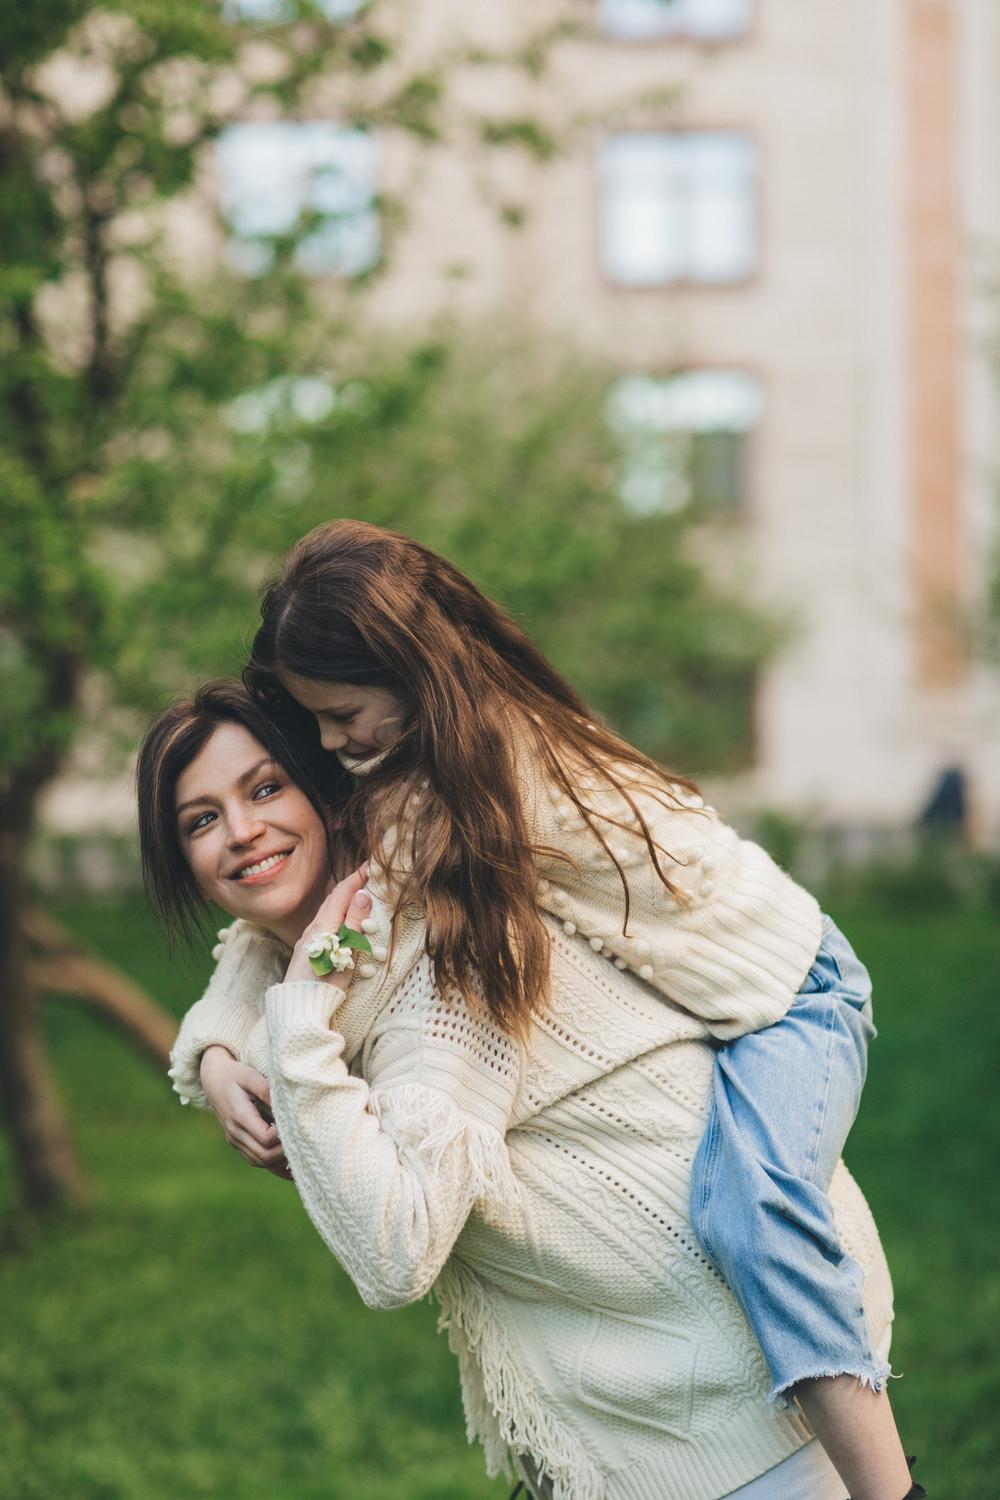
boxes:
[904,1453,928,1498]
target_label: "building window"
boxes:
[216,122,378,277]
[598,0,752,41]
[608,369,762,514]
[599,131,758,286]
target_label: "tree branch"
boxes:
[24,908,177,1067]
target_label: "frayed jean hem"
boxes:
[768,1357,894,1413]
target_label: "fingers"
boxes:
[344,884,372,931]
[234,1065,271,1108]
[311,868,366,932]
[322,885,372,994]
[228,1083,279,1147]
[226,1119,286,1168]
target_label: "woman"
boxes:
[152,682,904,1500]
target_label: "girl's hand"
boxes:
[283,867,373,987]
[199,1046,292,1179]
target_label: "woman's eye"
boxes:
[188,811,215,834]
[253,780,281,800]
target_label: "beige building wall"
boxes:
[368,0,1000,834]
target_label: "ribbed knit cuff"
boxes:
[168,992,263,1109]
[265,980,349,1029]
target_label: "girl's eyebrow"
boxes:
[176,757,277,817]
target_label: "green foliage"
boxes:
[818,841,1000,916]
[477,117,560,161]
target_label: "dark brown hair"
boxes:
[247,520,701,1033]
[136,678,349,945]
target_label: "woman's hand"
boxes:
[199,1046,292,1180]
[283,866,373,987]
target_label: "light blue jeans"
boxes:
[690,915,891,1406]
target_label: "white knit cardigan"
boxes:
[168,753,894,1500]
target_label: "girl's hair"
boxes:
[137,678,348,946]
[247,519,701,1033]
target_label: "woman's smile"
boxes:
[229,848,294,883]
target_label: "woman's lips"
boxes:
[231,850,293,885]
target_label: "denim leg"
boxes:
[690,917,891,1405]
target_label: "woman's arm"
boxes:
[168,919,289,1108]
[264,888,522,1310]
[190,873,369,1177]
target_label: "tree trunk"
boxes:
[0,814,91,1213]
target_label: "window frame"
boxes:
[607,365,765,520]
[597,127,762,291]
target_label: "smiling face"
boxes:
[175,721,331,945]
[280,674,406,760]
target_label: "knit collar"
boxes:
[337,746,391,777]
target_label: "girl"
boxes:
[168,524,925,1500]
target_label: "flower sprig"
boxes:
[306,925,373,977]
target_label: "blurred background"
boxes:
[2,2,998,1496]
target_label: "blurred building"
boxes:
[39,0,1000,853]
[209,0,1000,838]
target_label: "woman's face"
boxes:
[175,722,331,944]
[281,674,406,760]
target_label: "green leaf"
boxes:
[338,926,373,953]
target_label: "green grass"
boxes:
[1,898,997,1497]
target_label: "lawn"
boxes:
[1,897,996,1498]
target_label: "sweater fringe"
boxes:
[435,1258,606,1500]
[372,1082,520,1226]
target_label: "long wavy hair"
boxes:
[247,520,701,1033]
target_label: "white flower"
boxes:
[306,935,331,959]
[329,945,354,972]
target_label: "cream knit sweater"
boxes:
[170,745,825,1108]
[168,753,893,1499]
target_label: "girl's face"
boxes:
[175,722,331,945]
[281,674,406,760]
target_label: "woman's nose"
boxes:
[227,811,266,846]
[318,725,347,752]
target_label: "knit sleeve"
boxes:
[264,959,522,1311]
[517,742,823,1040]
[167,919,290,1109]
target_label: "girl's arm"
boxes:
[264,952,522,1309]
[518,746,823,1040]
[168,919,289,1108]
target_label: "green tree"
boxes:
[1,0,777,1215]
